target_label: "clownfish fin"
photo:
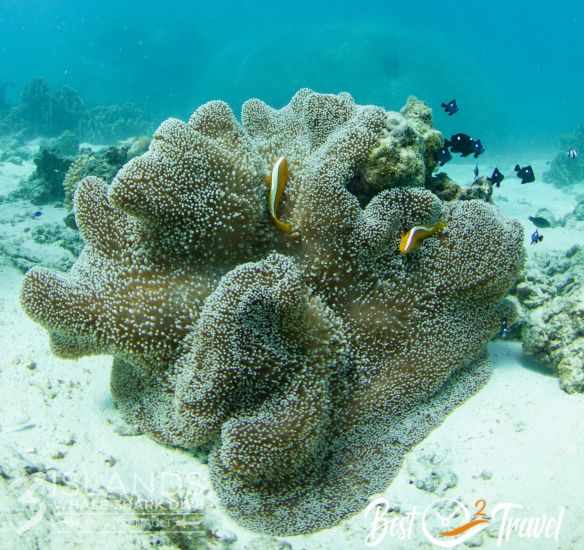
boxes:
[434,220,447,233]
[263,174,272,187]
[274,217,293,234]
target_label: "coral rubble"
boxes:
[517,245,584,393]
[426,173,494,203]
[356,96,441,201]
[13,141,76,204]
[407,446,458,496]
[0,219,80,273]
[7,136,144,222]
[20,90,524,535]
[62,140,148,211]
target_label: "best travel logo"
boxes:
[365,496,565,547]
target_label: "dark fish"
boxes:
[31,211,43,219]
[473,164,479,179]
[499,318,509,338]
[528,215,551,228]
[446,133,485,158]
[446,133,474,157]
[487,167,505,187]
[441,99,459,116]
[515,164,535,184]
[472,139,485,158]
[568,148,578,160]
[435,145,452,166]
[530,229,543,245]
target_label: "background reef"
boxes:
[544,126,584,186]
[514,245,584,393]
[21,90,524,535]
[0,78,151,143]
[0,1,582,547]
[1,2,582,153]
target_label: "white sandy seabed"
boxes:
[1,155,583,550]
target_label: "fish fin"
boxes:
[398,231,413,254]
[273,217,293,234]
[263,175,272,187]
[434,220,447,234]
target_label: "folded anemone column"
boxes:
[173,254,346,480]
[20,89,525,536]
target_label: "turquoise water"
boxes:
[1,2,584,549]
[1,1,582,152]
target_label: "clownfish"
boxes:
[264,156,293,234]
[399,220,447,255]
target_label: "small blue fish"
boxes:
[441,99,459,116]
[473,164,479,180]
[568,148,578,160]
[530,229,543,245]
[500,318,509,338]
[31,211,43,219]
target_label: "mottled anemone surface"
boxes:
[20,89,524,535]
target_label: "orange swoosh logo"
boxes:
[440,518,489,537]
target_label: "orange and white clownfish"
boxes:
[264,156,293,234]
[399,220,447,255]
